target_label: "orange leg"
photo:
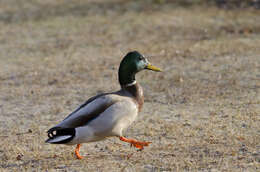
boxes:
[75,144,83,159]
[119,136,151,150]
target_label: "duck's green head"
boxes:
[119,51,162,86]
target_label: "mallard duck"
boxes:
[46,51,162,159]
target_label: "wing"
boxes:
[85,99,139,137]
[53,93,119,129]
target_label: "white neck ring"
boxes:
[123,80,136,87]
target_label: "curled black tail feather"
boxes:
[46,127,75,144]
[47,127,61,139]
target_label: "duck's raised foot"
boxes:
[119,136,151,150]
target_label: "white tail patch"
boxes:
[47,135,72,143]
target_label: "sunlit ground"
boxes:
[0,0,259,171]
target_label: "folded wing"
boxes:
[46,94,119,144]
[57,94,118,128]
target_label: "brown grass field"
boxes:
[0,0,259,171]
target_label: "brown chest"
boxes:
[123,83,144,112]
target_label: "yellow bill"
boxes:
[146,64,162,72]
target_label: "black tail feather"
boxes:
[46,127,75,144]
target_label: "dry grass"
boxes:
[0,0,259,171]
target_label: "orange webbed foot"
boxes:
[119,136,151,150]
[75,144,83,159]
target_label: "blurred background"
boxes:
[0,0,260,23]
[0,0,259,171]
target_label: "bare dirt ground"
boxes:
[0,0,259,171]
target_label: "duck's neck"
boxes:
[118,69,136,86]
[121,82,144,112]
[118,66,144,111]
